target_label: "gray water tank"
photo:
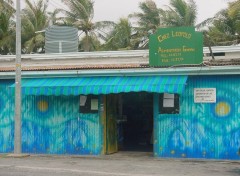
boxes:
[45,26,78,53]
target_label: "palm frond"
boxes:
[161,0,197,27]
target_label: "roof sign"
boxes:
[149,27,203,67]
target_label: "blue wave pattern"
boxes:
[155,75,240,159]
[0,80,14,153]
[0,80,103,155]
[21,95,103,155]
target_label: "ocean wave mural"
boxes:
[0,80,103,155]
[21,95,103,155]
[0,80,14,153]
[155,75,240,159]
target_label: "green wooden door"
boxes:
[106,94,118,154]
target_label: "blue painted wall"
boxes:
[154,75,240,159]
[0,80,14,153]
[1,75,240,159]
[0,80,103,155]
[21,95,103,155]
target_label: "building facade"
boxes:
[0,47,240,160]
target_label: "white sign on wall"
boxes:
[163,93,175,107]
[194,88,216,103]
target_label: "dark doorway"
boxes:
[118,92,153,152]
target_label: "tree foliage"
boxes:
[204,0,240,46]
[0,0,14,14]
[61,0,114,51]
[0,0,15,54]
[0,0,240,54]
[21,0,50,53]
[160,0,197,27]
[103,18,134,50]
[130,0,161,33]
[128,0,161,49]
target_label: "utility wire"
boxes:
[49,0,68,11]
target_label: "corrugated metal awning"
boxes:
[11,76,188,96]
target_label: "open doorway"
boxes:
[118,92,153,152]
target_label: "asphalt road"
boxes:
[0,152,239,176]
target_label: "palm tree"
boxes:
[228,0,240,42]
[0,0,14,14]
[130,0,161,33]
[61,0,114,52]
[129,0,161,49]
[200,0,240,46]
[0,13,15,54]
[103,18,134,50]
[0,0,15,54]
[160,0,197,27]
[48,9,62,25]
[228,0,240,19]
[207,9,239,46]
[21,0,50,53]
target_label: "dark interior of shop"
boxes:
[118,92,153,152]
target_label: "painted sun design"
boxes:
[215,101,231,117]
[37,100,49,113]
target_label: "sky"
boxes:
[29,0,233,24]
[93,0,231,24]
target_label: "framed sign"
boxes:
[149,27,203,67]
[194,88,216,103]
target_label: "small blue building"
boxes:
[0,46,240,159]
